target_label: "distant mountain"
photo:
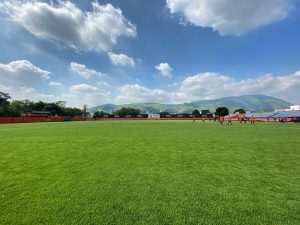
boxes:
[89,95,292,114]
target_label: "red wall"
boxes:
[0,116,79,124]
[0,116,296,124]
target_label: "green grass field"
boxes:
[0,121,299,225]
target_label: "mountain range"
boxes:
[89,95,292,114]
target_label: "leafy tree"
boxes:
[7,101,23,116]
[56,101,67,108]
[33,101,47,111]
[192,109,201,118]
[0,92,84,117]
[8,100,35,116]
[47,102,69,116]
[83,104,89,118]
[0,92,11,116]
[114,107,141,118]
[0,92,10,107]
[63,107,83,117]
[234,108,246,114]
[201,109,210,115]
[215,107,229,117]
[10,100,26,113]
[160,111,170,118]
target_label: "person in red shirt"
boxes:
[219,116,224,125]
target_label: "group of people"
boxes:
[219,115,255,125]
[192,115,256,125]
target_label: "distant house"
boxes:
[21,110,50,117]
[148,114,160,119]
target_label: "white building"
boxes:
[275,105,300,112]
[290,105,300,110]
[148,114,160,119]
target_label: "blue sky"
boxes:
[0,0,300,107]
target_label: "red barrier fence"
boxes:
[0,116,297,124]
[0,116,81,124]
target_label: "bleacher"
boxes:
[271,111,300,118]
[245,112,278,118]
[224,114,240,118]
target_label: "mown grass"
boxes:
[0,121,299,225]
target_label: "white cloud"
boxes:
[155,63,173,77]
[0,60,50,85]
[69,84,100,94]
[114,84,170,104]
[108,52,135,67]
[3,66,299,106]
[0,0,136,52]
[174,71,300,103]
[9,87,61,103]
[19,87,35,94]
[70,62,106,79]
[3,83,110,107]
[49,81,63,87]
[68,83,111,106]
[113,71,300,104]
[166,0,294,36]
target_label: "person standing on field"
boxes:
[244,115,247,124]
[228,116,232,125]
[219,116,224,125]
[250,115,255,125]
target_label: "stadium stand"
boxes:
[271,111,300,118]
[224,114,240,118]
[245,112,278,118]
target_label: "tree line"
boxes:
[93,107,246,118]
[1,91,247,118]
[93,107,142,118]
[0,92,84,117]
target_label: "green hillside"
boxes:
[89,95,292,113]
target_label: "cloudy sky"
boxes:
[0,0,300,107]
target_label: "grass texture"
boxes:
[0,121,299,224]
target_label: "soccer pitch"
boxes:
[0,121,299,225]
